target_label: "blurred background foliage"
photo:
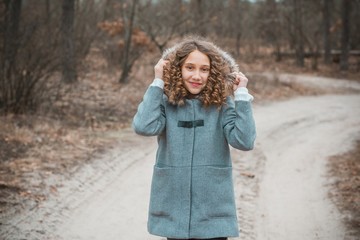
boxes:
[0,0,359,114]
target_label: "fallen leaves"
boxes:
[328,141,360,238]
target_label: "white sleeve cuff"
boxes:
[150,78,165,89]
[234,87,254,102]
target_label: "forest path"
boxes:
[237,94,360,240]
[1,74,360,240]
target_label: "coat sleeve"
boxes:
[132,86,166,136]
[222,98,256,150]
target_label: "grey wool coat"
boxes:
[132,84,256,239]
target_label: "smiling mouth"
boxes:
[190,82,202,87]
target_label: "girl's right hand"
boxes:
[233,72,249,91]
[154,59,169,79]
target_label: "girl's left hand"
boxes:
[154,58,169,79]
[233,72,249,91]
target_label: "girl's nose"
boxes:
[192,70,201,80]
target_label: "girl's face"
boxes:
[181,50,210,96]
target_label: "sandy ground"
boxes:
[1,73,360,240]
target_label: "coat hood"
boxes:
[161,37,239,90]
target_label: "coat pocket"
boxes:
[191,166,237,222]
[148,165,191,222]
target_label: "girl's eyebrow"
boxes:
[184,62,210,67]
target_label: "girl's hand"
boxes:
[154,59,169,79]
[233,72,249,91]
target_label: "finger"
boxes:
[158,59,169,68]
[238,71,246,77]
[162,60,169,68]
[154,59,169,79]
[240,76,248,82]
[238,73,248,82]
[157,59,164,66]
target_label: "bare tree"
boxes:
[340,0,350,71]
[103,0,116,20]
[119,0,138,83]
[137,0,187,53]
[1,0,22,111]
[226,0,243,57]
[0,1,63,113]
[2,0,22,78]
[293,0,304,67]
[323,0,332,64]
[98,0,150,82]
[75,0,102,61]
[61,0,77,83]
[257,0,283,61]
[45,0,50,21]
[192,0,205,36]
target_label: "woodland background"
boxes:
[1,0,359,114]
[0,0,359,237]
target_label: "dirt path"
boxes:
[253,94,360,240]
[1,74,360,240]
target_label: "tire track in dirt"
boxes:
[0,129,157,240]
[213,94,360,240]
[233,146,267,240]
[253,94,360,240]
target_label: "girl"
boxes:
[133,36,256,240]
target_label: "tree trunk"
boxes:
[61,0,77,83]
[2,0,22,110]
[119,0,138,84]
[196,0,205,36]
[294,0,304,67]
[275,44,282,62]
[340,0,350,71]
[189,0,205,36]
[3,0,22,75]
[103,0,114,20]
[45,0,50,21]
[235,32,241,58]
[323,0,332,64]
[311,48,319,70]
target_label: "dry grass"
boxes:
[0,48,153,219]
[247,73,327,102]
[328,142,360,239]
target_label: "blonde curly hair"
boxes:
[162,36,239,108]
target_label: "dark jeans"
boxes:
[167,238,227,240]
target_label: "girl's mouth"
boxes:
[190,82,202,87]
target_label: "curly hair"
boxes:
[162,37,235,108]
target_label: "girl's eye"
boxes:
[186,66,193,70]
[202,68,210,72]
